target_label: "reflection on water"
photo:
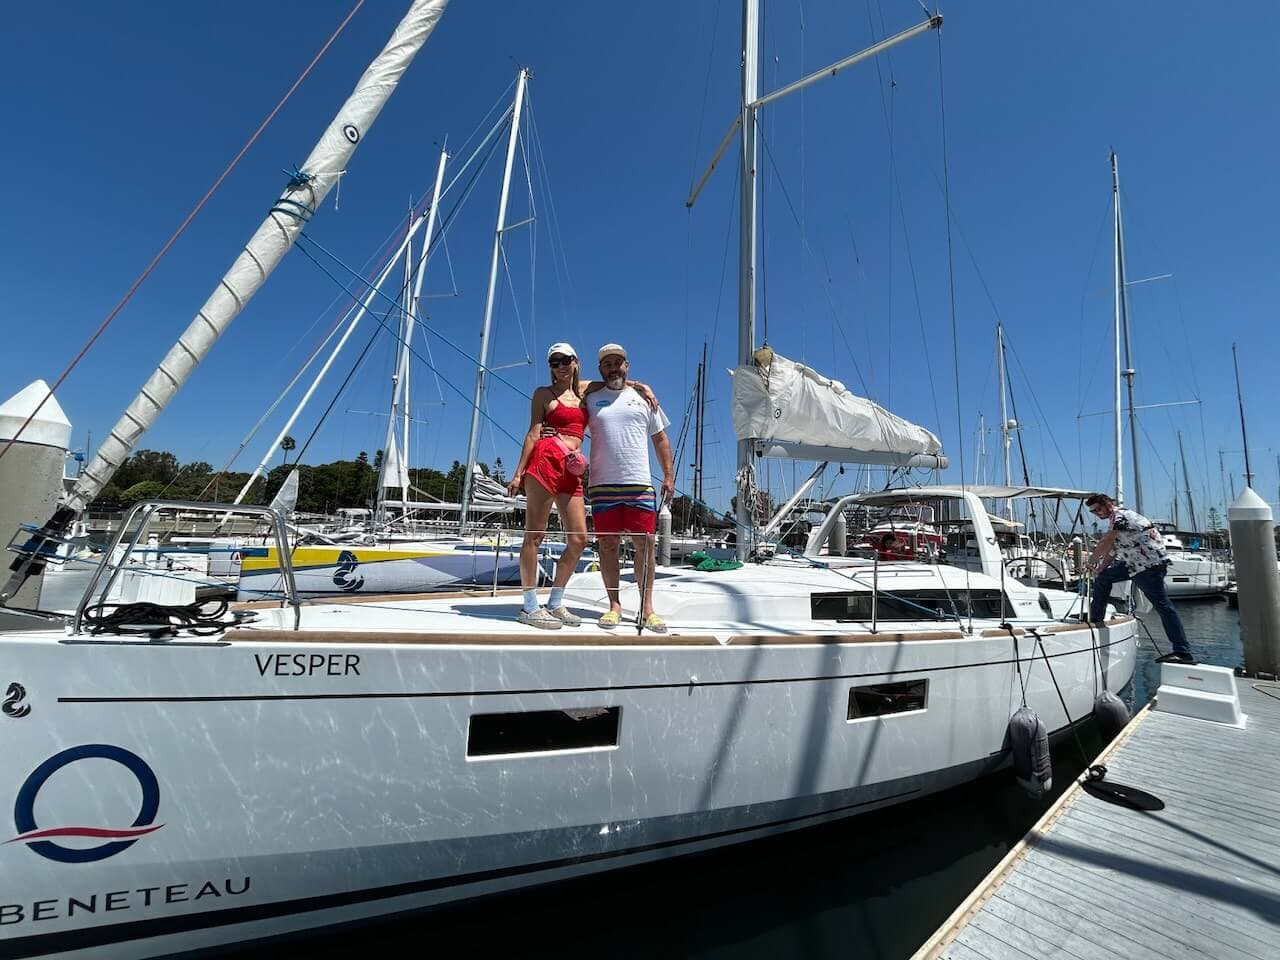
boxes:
[254,600,1243,960]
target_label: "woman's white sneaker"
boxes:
[518,607,563,629]
[547,606,582,626]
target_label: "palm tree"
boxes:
[280,435,296,465]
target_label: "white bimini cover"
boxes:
[731,349,946,467]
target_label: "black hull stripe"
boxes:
[0,787,919,958]
[57,636,1129,704]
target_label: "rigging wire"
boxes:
[756,128,875,401]
[864,0,943,437]
[0,0,368,465]
[934,24,974,629]
[292,237,525,446]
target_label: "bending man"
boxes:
[1086,493,1195,664]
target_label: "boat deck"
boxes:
[913,675,1280,960]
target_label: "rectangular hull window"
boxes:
[812,588,1004,621]
[848,680,928,720]
[468,707,621,757]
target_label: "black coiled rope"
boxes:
[81,599,252,638]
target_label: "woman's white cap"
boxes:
[597,342,627,361]
[546,342,577,360]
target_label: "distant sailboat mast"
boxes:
[378,147,449,525]
[1111,151,1143,511]
[459,68,530,533]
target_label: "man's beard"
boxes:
[605,374,626,389]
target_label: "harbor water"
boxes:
[254,599,1242,960]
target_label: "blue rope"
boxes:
[291,238,525,447]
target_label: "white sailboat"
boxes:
[0,5,1136,958]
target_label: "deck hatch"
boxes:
[847,679,928,719]
[811,588,1004,622]
[467,707,621,757]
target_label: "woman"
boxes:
[506,342,653,629]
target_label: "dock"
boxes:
[914,670,1280,960]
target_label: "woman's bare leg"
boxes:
[520,476,554,589]
[553,493,589,586]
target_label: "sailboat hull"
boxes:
[0,614,1135,958]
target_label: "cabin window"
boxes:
[848,680,928,719]
[1171,577,1190,583]
[810,588,1005,622]
[467,707,621,758]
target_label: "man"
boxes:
[1085,493,1195,664]
[587,343,675,633]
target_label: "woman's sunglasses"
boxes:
[548,357,575,368]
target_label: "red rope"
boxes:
[0,0,366,465]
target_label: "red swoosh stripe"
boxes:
[6,823,164,843]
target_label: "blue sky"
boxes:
[3,0,1277,522]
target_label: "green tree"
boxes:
[280,435,296,465]
[113,450,179,491]
[120,479,168,504]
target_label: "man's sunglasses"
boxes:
[548,357,575,368]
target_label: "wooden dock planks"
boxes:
[915,679,1280,960]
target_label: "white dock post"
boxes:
[1228,487,1280,675]
[0,381,72,620]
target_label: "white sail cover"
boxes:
[65,0,450,513]
[731,349,946,467]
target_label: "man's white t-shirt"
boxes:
[586,386,670,486]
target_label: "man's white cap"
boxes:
[546,342,577,360]
[598,343,627,361]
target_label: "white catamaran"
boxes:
[0,4,1136,958]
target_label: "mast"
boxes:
[64,0,449,516]
[459,67,529,533]
[1110,153,1125,506]
[1178,431,1198,532]
[231,211,432,505]
[377,210,417,524]
[378,147,449,524]
[694,343,707,507]
[734,0,761,558]
[1232,342,1254,488]
[719,4,940,558]
[1111,152,1143,511]
[997,323,1013,518]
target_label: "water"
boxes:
[253,599,1242,959]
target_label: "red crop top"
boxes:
[544,402,588,439]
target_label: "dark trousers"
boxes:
[1090,562,1190,654]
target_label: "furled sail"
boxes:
[731,348,947,468]
[64,0,450,514]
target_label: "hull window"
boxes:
[811,588,1004,622]
[848,680,928,719]
[468,707,621,758]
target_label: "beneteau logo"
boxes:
[8,745,163,863]
[333,550,365,592]
[2,682,30,719]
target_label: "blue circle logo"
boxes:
[9,744,163,863]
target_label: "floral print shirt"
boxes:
[1109,508,1167,574]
